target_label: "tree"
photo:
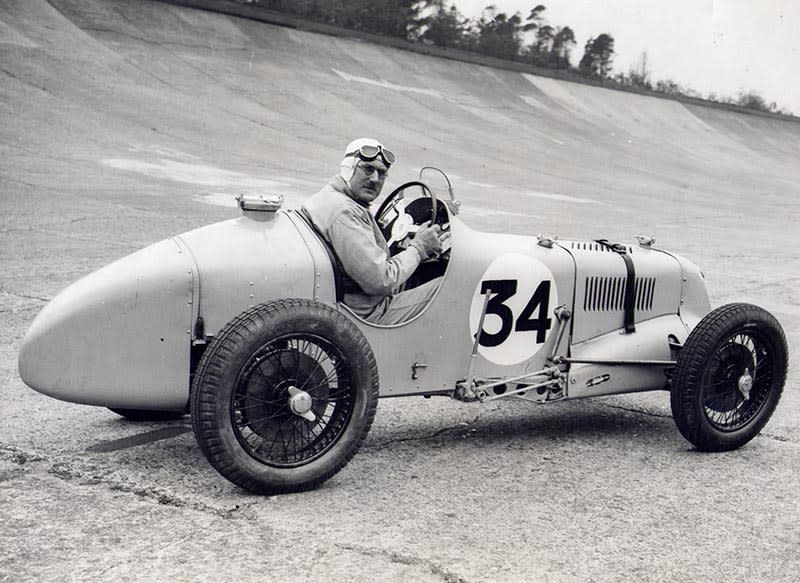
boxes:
[352,0,422,38]
[522,4,546,34]
[518,6,574,69]
[578,33,615,77]
[549,25,575,68]
[578,37,593,71]
[736,90,776,112]
[277,0,422,39]
[475,7,524,60]
[627,51,651,89]
[534,24,554,54]
[413,1,471,48]
[654,78,684,95]
[613,51,651,88]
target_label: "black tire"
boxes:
[191,299,379,494]
[670,303,787,451]
[108,408,187,421]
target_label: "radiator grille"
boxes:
[570,241,634,253]
[583,276,656,312]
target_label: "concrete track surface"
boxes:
[1,1,798,581]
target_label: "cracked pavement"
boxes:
[1,0,799,582]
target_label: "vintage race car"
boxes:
[18,168,788,494]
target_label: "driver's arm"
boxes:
[327,206,423,296]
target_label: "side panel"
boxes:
[354,217,575,396]
[661,251,712,331]
[567,314,688,398]
[285,211,339,306]
[177,212,320,336]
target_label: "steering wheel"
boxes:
[376,181,436,227]
[375,181,449,257]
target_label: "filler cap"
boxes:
[237,193,284,213]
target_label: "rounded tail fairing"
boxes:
[18,238,194,409]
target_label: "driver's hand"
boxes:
[410,223,447,260]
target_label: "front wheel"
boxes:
[670,303,787,451]
[191,299,379,494]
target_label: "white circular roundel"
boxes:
[468,253,558,365]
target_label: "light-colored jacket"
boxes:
[302,176,422,318]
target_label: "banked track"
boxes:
[2,0,799,213]
[1,0,798,312]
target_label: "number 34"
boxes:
[479,279,552,348]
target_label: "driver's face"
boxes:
[349,158,388,204]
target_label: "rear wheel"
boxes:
[670,303,787,451]
[191,299,378,494]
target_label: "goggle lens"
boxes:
[348,144,395,165]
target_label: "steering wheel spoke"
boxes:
[376,194,405,230]
[386,213,417,247]
[376,180,450,257]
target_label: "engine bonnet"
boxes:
[560,240,684,343]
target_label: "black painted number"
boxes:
[479,279,552,347]
[479,280,516,347]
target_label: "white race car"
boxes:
[19,168,788,494]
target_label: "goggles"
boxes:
[345,144,396,166]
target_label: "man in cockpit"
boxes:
[302,138,449,324]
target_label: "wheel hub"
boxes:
[287,386,316,421]
[737,368,753,400]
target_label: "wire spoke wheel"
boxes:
[671,303,787,451]
[701,331,773,431]
[191,299,378,494]
[232,334,355,467]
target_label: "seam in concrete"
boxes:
[0,306,44,314]
[0,64,50,94]
[756,432,797,445]
[336,542,471,583]
[81,25,248,52]
[0,446,46,465]
[2,292,51,303]
[595,401,672,419]
[364,411,491,450]
[0,444,259,520]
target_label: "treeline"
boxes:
[253,1,602,73]
[244,0,788,115]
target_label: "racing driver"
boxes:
[302,138,449,324]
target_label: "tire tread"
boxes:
[671,303,787,451]
[191,299,378,494]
